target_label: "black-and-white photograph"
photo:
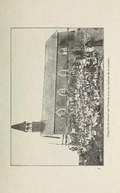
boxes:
[11,27,104,166]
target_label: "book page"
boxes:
[0,0,119,193]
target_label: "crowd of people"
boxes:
[65,42,103,165]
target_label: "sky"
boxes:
[12,28,67,124]
[11,28,79,166]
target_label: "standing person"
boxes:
[62,134,64,145]
[65,134,68,145]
